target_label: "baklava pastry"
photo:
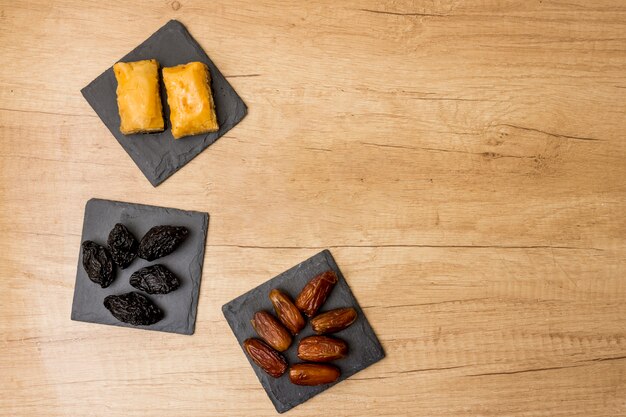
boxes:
[162,62,219,139]
[113,59,164,134]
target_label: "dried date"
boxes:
[103,292,163,326]
[310,307,357,334]
[138,225,189,261]
[244,338,288,378]
[130,264,180,294]
[289,363,340,386]
[251,311,292,352]
[269,289,305,335]
[297,335,348,362]
[295,270,338,317]
[81,240,115,288]
[107,223,138,269]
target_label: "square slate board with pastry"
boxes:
[222,250,385,413]
[71,198,209,335]
[81,20,247,186]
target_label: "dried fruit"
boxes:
[297,336,348,362]
[251,311,292,352]
[130,264,180,294]
[289,363,340,386]
[81,240,115,288]
[138,225,189,261]
[311,307,358,334]
[103,292,163,326]
[269,289,305,335]
[107,223,138,269]
[295,270,338,317]
[244,338,288,378]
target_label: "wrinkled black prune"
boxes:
[103,292,163,326]
[107,223,138,269]
[130,264,181,294]
[138,225,189,261]
[81,240,115,288]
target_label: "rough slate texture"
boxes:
[71,198,209,335]
[222,250,385,413]
[81,20,247,186]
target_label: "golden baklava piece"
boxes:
[113,59,164,134]
[162,62,219,139]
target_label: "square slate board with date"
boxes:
[222,250,385,413]
[71,198,208,335]
[81,20,247,186]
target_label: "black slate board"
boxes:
[71,198,208,335]
[222,250,385,413]
[81,20,247,186]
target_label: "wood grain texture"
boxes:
[1,0,625,416]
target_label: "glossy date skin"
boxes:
[289,363,341,386]
[295,270,338,317]
[269,289,305,335]
[244,338,288,378]
[311,307,357,334]
[297,335,348,362]
[251,311,293,352]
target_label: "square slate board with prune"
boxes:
[222,250,385,413]
[71,198,208,335]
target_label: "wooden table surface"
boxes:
[1,1,625,416]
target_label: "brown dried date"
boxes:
[251,311,292,352]
[103,292,163,326]
[244,338,288,378]
[295,270,338,317]
[81,240,115,288]
[138,225,189,261]
[130,264,180,294]
[310,307,357,334]
[297,335,348,362]
[107,223,138,269]
[269,289,305,335]
[289,363,340,386]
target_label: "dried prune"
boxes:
[103,292,163,326]
[138,225,189,261]
[81,240,115,288]
[107,223,138,269]
[130,265,181,294]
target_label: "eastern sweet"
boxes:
[113,59,164,134]
[162,62,219,139]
